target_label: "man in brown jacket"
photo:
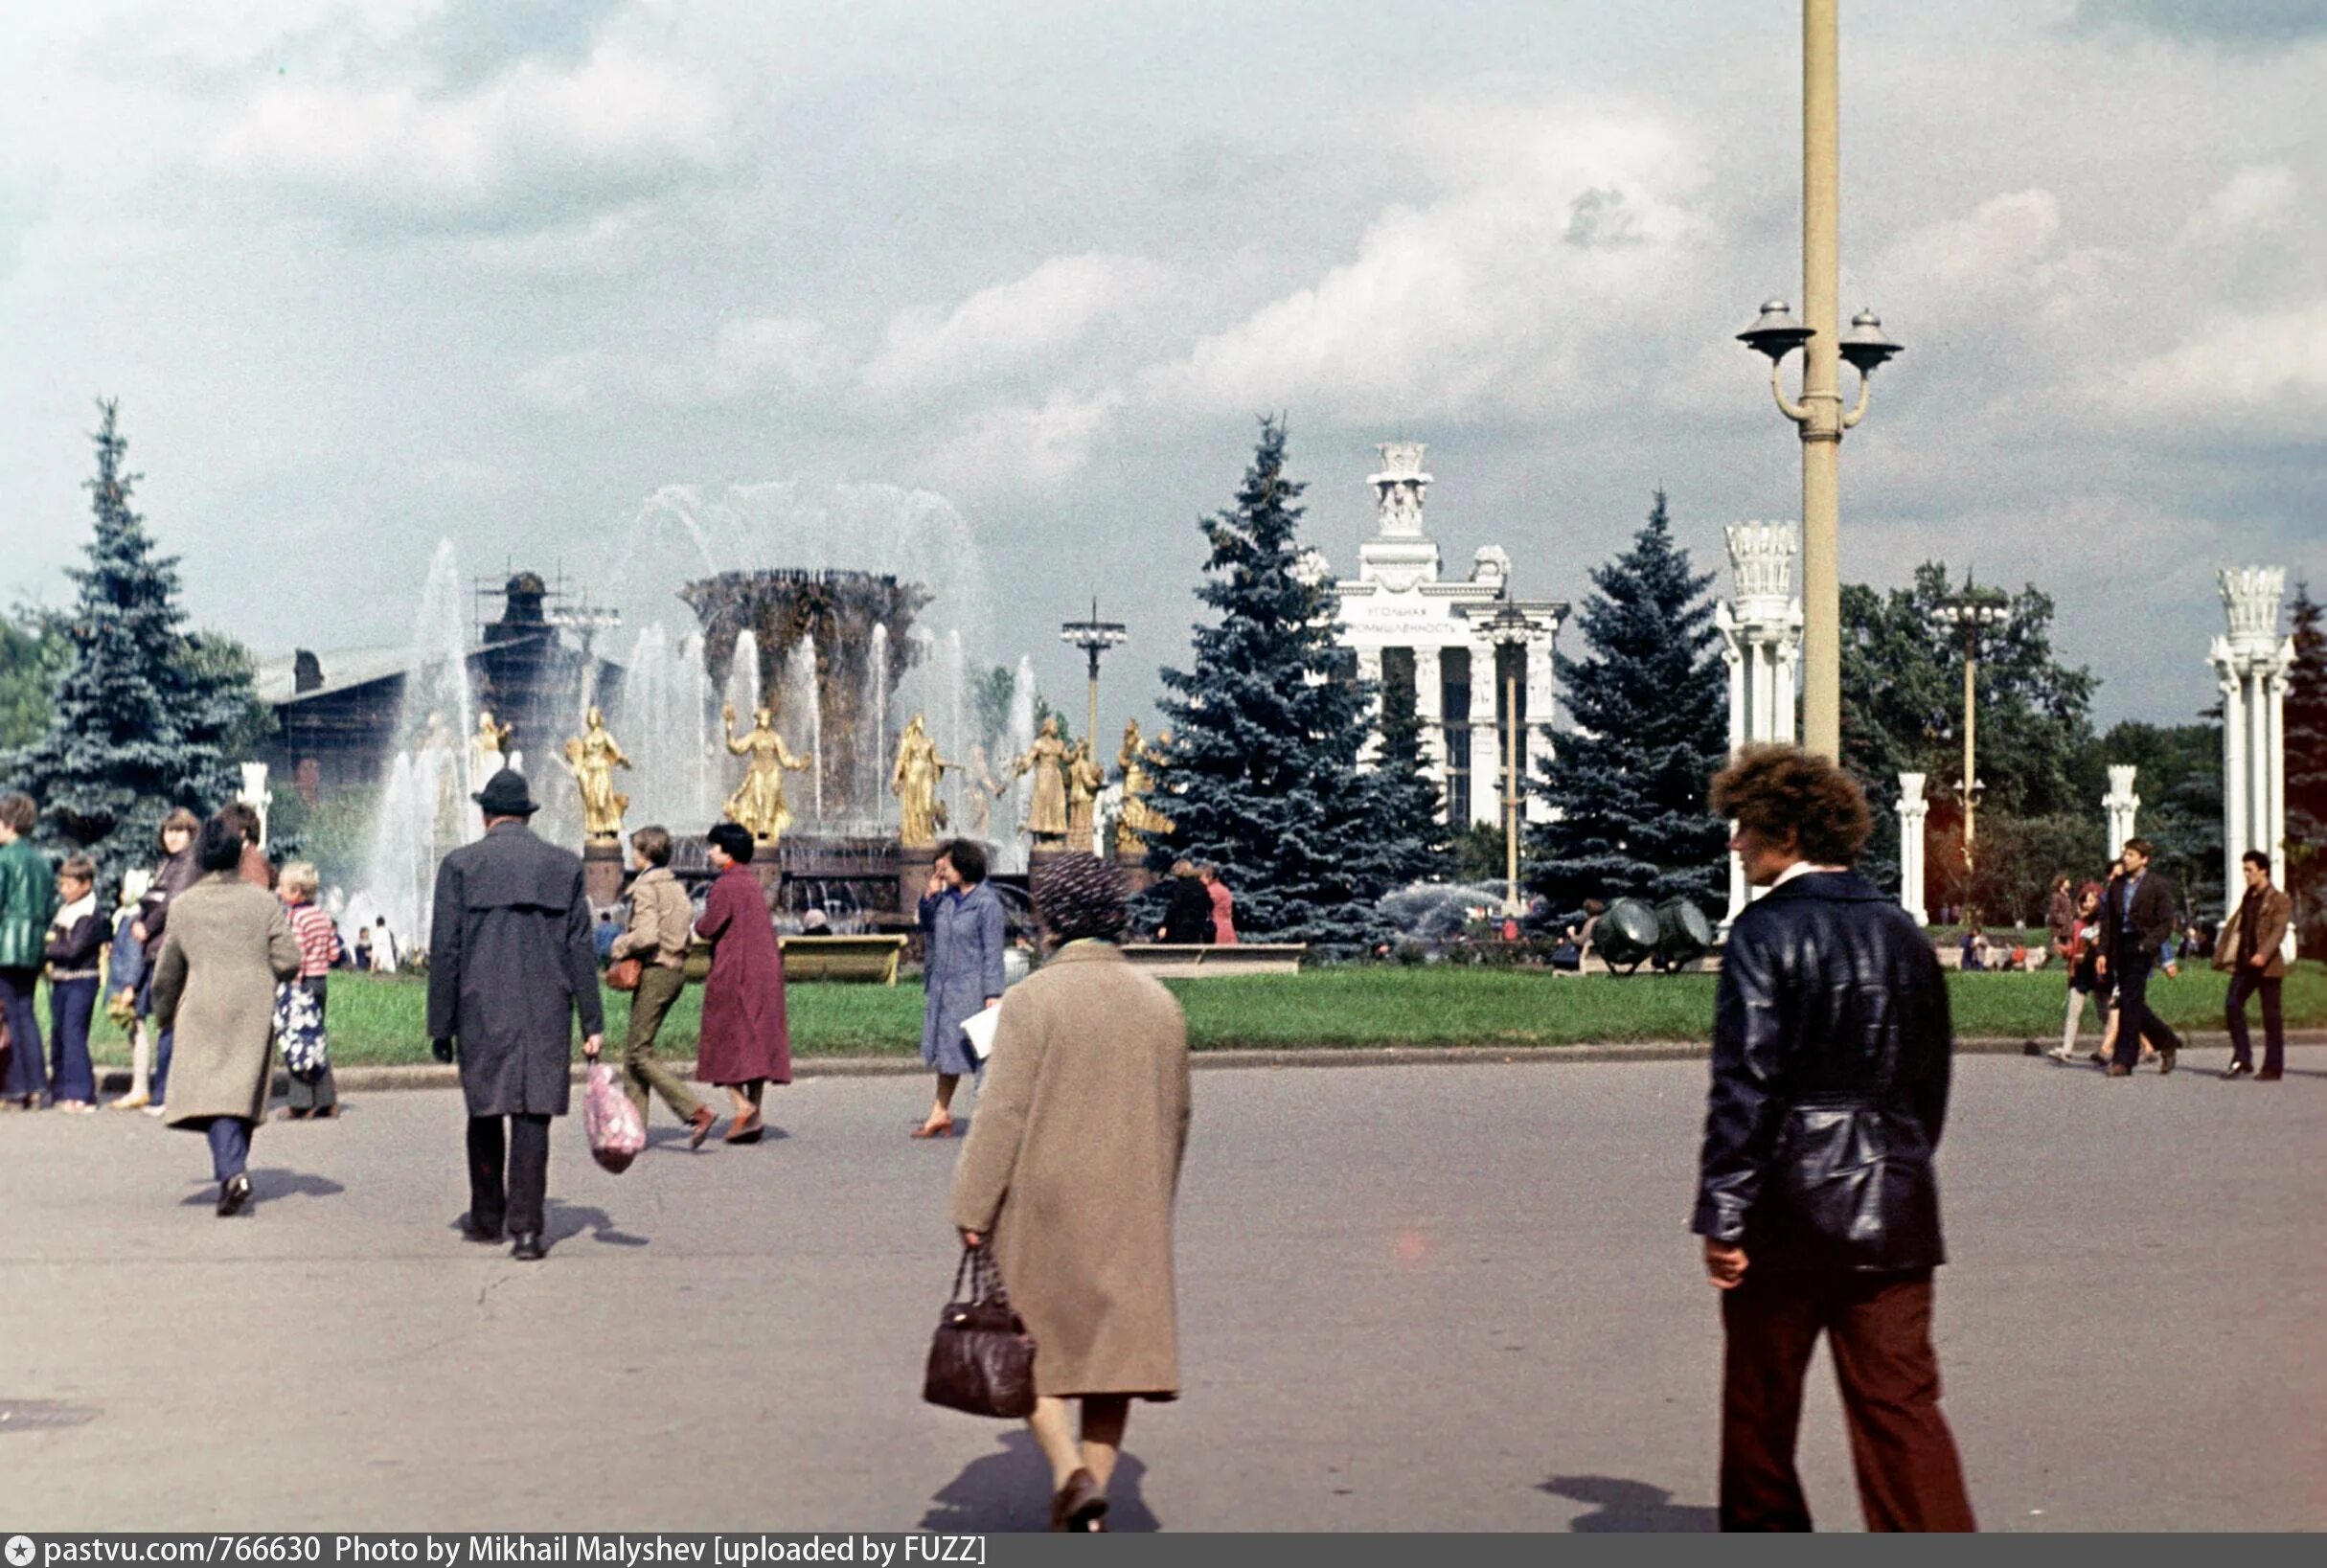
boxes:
[2217,850,2293,1079]
[607,825,713,1146]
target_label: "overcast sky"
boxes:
[1,0,2320,734]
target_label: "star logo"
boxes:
[6,1535,34,1567]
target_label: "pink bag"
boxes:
[582,1062,646,1174]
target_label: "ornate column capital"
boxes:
[2219,564,2287,659]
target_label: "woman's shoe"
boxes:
[56,1101,95,1115]
[216,1173,252,1217]
[1049,1468,1107,1533]
[687,1105,717,1149]
[909,1116,956,1140]
[108,1091,150,1111]
[724,1110,764,1145]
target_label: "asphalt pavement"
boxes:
[3,1045,2321,1532]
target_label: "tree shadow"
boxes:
[1539,1474,1717,1533]
[546,1199,649,1247]
[923,1429,1159,1534]
[177,1168,345,1206]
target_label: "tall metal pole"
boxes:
[1799,0,1843,760]
[1085,650,1101,756]
[1505,665,1521,915]
[1960,636,1977,867]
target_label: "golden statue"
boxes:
[561,707,632,841]
[1117,718,1173,850]
[722,703,811,844]
[1066,738,1104,850]
[891,714,953,850]
[1007,716,1072,842]
[961,743,1004,841]
[470,710,513,783]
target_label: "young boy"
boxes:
[105,870,153,1108]
[279,862,342,1120]
[43,856,105,1112]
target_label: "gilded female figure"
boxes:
[892,715,953,850]
[1065,739,1104,851]
[562,708,631,841]
[723,704,811,845]
[1008,717,1072,843]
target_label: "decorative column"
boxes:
[1524,631,1557,826]
[1414,645,1444,775]
[2102,765,2139,856]
[1897,772,1928,925]
[1469,638,1499,828]
[1721,522,1804,923]
[237,762,273,851]
[2213,566,2290,933]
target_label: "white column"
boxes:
[1469,642,1499,828]
[2268,641,2295,958]
[1897,772,1928,925]
[2214,642,2246,906]
[1774,630,1801,744]
[1523,635,1555,826]
[1720,619,1745,754]
[2249,666,2272,870]
[1414,645,1444,776]
[2103,764,2139,854]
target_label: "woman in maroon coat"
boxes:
[695,822,791,1144]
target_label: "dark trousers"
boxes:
[2225,970,2285,1073]
[1720,1269,1975,1533]
[285,976,338,1112]
[195,1116,253,1182]
[2110,952,2183,1069]
[47,975,99,1102]
[151,1027,174,1103]
[467,1113,551,1237]
[0,966,47,1102]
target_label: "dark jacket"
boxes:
[0,837,56,970]
[1159,876,1216,945]
[1693,870,1951,1276]
[139,848,199,954]
[2098,868,2177,970]
[426,821,605,1118]
[2214,883,2292,981]
[44,901,106,978]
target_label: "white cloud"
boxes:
[205,42,722,225]
[1884,189,2063,293]
[514,314,840,410]
[2102,300,2327,424]
[860,253,1171,396]
[931,387,1125,490]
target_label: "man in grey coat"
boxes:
[427,769,605,1261]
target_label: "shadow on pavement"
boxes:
[1540,1474,1716,1532]
[546,1200,648,1247]
[923,1430,1158,1533]
[177,1168,346,1206]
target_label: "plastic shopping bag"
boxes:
[582,1061,647,1174]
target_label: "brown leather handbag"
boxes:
[605,957,644,993]
[923,1243,1037,1419]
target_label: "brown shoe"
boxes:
[686,1105,716,1149]
[1049,1467,1107,1533]
[2106,1064,2133,1078]
[724,1109,764,1145]
[2158,1046,2178,1075]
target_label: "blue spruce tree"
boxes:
[1525,489,1728,912]
[1354,650,1451,891]
[9,401,249,878]
[1148,418,1387,948]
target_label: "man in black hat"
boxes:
[426,768,605,1261]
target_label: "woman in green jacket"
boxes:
[0,791,57,1108]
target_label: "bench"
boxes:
[780,934,908,984]
[1119,943,1308,978]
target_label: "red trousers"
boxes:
[1720,1268,1975,1532]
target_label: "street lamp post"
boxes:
[1930,585,2011,875]
[1737,0,1903,762]
[1487,604,1536,917]
[1059,599,1127,749]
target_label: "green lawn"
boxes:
[74,961,2327,1067]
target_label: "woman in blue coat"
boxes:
[913,837,1005,1139]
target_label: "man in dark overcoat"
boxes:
[427,769,605,1261]
[2096,835,2182,1076]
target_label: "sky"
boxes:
[0,0,2321,735]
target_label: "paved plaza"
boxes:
[5,1048,2322,1533]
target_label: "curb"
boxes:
[92,1030,2327,1096]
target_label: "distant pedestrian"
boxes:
[220,801,275,891]
[277,861,342,1120]
[150,815,303,1216]
[1156,860,1214,945]
[1697,745,1974,1532]
[2049,881,2110,1063]
[949,852,1192,1533]
[1198,864,1238,945]
[130,808,201,1114]
[694,822,790,1145]
[372,918,399,975]
[607,826,714,1148]
[42,854,104,1112]
[353,925,373,971]
[593,909,620,964]
[104,871,152,1107]
[2217,850,2290,1080]
[2044,875,2076,964]
[427,769,605,1262]
[0,791,56,1109]
[914,838,1005,1141]
[2097,837,2182,1076]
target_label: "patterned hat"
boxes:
[1032,852,1128,943]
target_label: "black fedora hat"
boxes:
[472,768,540,817]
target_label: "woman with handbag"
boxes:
[608,826,714,1148]
[947,852,1192,1533]
[694,821,790,1145]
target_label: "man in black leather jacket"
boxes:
[1696,745,1974,1532]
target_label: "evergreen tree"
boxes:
[2282,580,2327,949]
[1525,490,1727,911]
[1354,653,1450,890]
[7,401,250,877]
[1147,418,1385,948]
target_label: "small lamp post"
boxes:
[1929,583,2012,874]
[1486,603,1537,917]
[1059,599,1127,748]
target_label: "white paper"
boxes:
[960,1004,1002,1062]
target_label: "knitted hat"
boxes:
[1033,852,1128,943]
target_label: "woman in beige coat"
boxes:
[948,852,1191,1533]
[150,817,301,1216]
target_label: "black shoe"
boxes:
[2255,1067,2284,1081]
[2158,1045,2178,1075]
[463,1219,504,1243]
[2223,1060,2253,1080]
[216,1173,252,1217]
[510,1233,546,1262]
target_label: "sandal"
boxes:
[724,1110,764,1145]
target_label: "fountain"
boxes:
[355,539,477,949]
